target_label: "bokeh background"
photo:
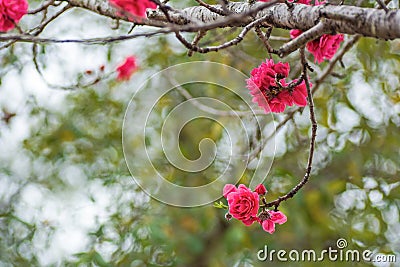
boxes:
[1,0,400,266]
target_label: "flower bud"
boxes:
[254,184,267,195]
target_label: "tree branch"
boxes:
[148,2,400,40]
[264,47,317,209]
[278,20,329,57]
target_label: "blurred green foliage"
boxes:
[1,1,400,267]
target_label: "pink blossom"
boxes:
[273,62,290,78]
[223,184,237,198]
[275,82,294,107]
[224,184,259,223]
[267,98,287,113]
[109,0,157,18]
[246,59,310,113]
[254,184,267,195]
[242,216,259,226]
[116,56,138,81]
[0,0,28,32]
[290,28,344,63]
[307,34,344,63]
[222,183,288,234]
[260,210,287,234]
[289,1,344,63]
[246,59,290,113]
[291,80,308,106]
[290,29,303,40]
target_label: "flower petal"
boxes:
[254,184,267,195]
[223,184,237,198]
[269,211,287,224]
[261,220,276,234]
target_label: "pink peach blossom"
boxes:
[307,34,344,63]
[273,61,290,78]
[246,60,310,113]
[291,81,308,106]
[290,29,303,40]
[224,184,259,223]
[260,210,287,234]
[254,184,267,195]
[290,29,344,63]
[289,1,344,63]
[223,184,237,198]
[0,0,28,32]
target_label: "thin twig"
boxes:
[0,4,71,50]
[269,36,290,42]
[194,0,227,16]
[32,44,112,90]
[0,31,166,45]
[264,47,317,209]
[254,26,278,58]
[31,4,72,35]
[376,0,389,12]
[174,14,271,53]
[188,30,207,56]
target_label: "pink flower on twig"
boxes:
[223,184,259,223]
[222,183,287,234]
[259,210,287,234]
[289,1,344,63]
[246,59,309,113]
[290,29,344,63]
[254,184,267,195]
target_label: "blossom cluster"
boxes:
[289,0,344,63]
[290,29,344,64]
[259,0,344,63]
[0,0,28,32]
[223,184,287,234]
[246,59,308,113]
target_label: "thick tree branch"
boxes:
[66,0,123,20]
[148,2,400,40]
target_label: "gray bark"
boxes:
[66,0,400,40]
[67,0,122,20]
